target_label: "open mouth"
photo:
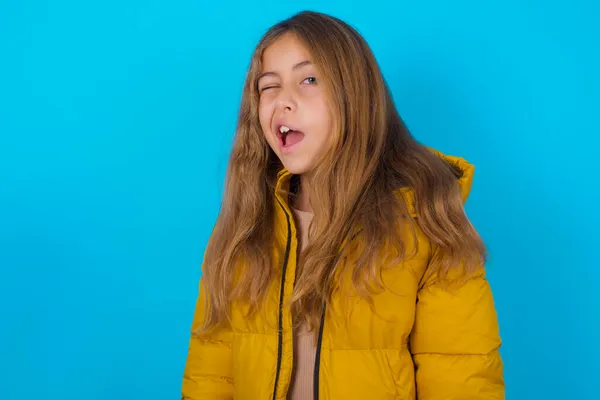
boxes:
[277,124,305,148]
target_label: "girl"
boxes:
[182,10,504,400]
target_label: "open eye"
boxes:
[302,76,317,85]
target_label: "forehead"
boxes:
[260,33,312,71]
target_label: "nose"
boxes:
[275,87,297,112]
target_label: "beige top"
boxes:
[287,207,316,400]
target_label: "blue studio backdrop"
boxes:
[1,1,598,399]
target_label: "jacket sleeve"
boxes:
[409,262,505,399]
[181,277,234,400]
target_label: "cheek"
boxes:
[258,100,271,135]
[314,98,333,136]
[310,99,336,156]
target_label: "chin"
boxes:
[280,158,313,175]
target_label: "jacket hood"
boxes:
[428,148,475,203]
[275,148,475,216]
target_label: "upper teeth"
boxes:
[279,125,290,134]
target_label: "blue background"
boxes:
[1,1,598,399]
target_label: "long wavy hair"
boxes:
[199,11,486,333]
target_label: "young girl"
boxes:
[182,11,504,400]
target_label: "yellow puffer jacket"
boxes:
[182,151,504,400]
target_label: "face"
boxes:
[258,33,333,175]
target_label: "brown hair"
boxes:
[199,11,486,333]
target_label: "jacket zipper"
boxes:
[272,198,292,400]
[313,303,327,400]
[313,231,361,400]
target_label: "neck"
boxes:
[293,175,312,213]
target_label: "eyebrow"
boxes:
[257,60,313,81]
